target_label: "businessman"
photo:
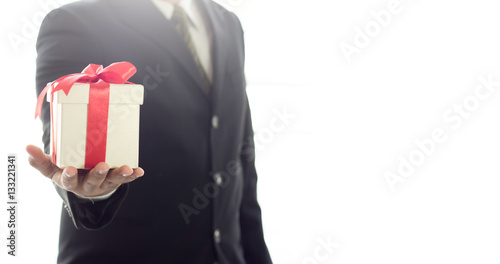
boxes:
[27,0,272,263]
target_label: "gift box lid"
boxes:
[48,83,144,105]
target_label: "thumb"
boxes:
[26,144,59,179]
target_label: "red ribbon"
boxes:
[35,62,137,169]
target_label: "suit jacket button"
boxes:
[63,204,72,217]
[212,115,219,129]
[214,229,221,244]
[214,173,222,186]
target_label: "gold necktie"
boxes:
[171,5,211,91]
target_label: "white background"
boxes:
[1,0,500,263]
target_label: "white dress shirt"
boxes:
[80,0,213,202]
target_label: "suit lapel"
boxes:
[109,0,209,98]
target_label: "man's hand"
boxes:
[26,145,144,198]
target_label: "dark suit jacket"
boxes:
[35,0,272,263]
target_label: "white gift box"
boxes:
[48,83,144,169]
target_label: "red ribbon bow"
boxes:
[35,61,137,169]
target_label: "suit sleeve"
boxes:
[36,7,128,230]
[239,100,273,264]
[231,13,273,264]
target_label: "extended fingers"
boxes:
[59,167,78,191]
[100,166,143,190]
[27,143,145,197]
[120,167,145,184]
[103,165,133,188]
[82,162,110,194]
[26,145,60,179]
[27,147,145,197]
